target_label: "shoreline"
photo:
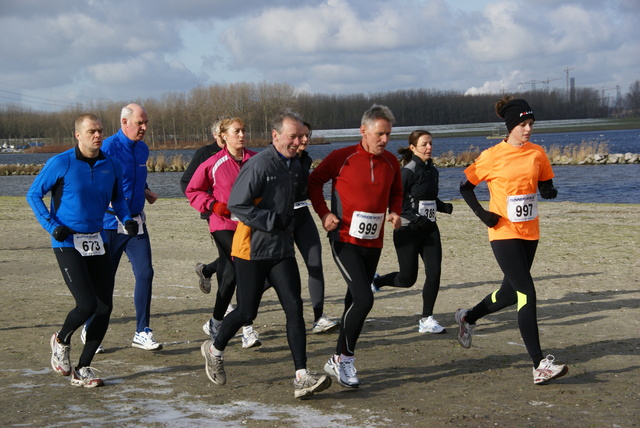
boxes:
[2,195,638,207]
[5,116,640,150]
[3,120,639,174]
[2,151,638,175]
[316,117,640,141]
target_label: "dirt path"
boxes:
[1,196,638,427]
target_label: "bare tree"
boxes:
[1,80,635,146]
[625,80,640,115]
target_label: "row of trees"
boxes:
[1,80,639,147]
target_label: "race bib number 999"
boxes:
[73,232,105,257]
[506,193,538,222]
[349,211,384,240]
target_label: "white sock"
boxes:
[242,325,253,335]
[295,369,308,380]
[211,319,222,328]
[340,354,354,362]
[211,345,223,357]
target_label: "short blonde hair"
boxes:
[75,114,100,133]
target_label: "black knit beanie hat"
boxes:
[500,99,535,132]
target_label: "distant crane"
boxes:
[600,84,622,108]
[518,80,543,91]
[564,67,574,100]
[518,77,561,92]
[540,77,561,91]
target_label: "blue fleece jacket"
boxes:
[27,146,132,248]
[101,129,150,229]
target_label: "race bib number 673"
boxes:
[349,211,384,240]
[73,232,105,257]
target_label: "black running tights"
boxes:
[214,257,307,370]
[54,247,114,368]
[466,239,544,367]
[374,224,442,317]
[330,241,381,357]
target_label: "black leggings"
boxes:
[374,224,442,317]
[293,207,326,321]
[330,241,381,357]
[214,257,307,370]
[54,247,114,367]
[466,239,544,367]
[211,230,238,321]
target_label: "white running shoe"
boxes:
[202,318,220,340]
[312,314,339,334]
[294,371,332,399]
[80,325,105,354]
[202,319,211,337]
[50,332,71,376]
[418,316,446,334]
[70,366,104,388]
[454,308,475,348]
[324,355,359,388]
[242,326,261,349]
[132,327,162,350]
[195,263,212,294]
[533,355,569,385]
[200,340,226,385]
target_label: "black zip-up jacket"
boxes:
[400,155,448,227]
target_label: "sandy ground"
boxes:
[1,196,638,427]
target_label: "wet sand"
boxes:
[1,196,638,427]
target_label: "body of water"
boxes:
[306,128,640,162]
[4,164,638,204]
[2,127,639,204]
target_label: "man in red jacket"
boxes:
[308,104,403,388]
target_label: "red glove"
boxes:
[212,201,231,217]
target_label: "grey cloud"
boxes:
[0,0,638,110]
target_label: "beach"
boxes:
[1,196,638,427]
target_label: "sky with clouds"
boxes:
[0,0,638,111]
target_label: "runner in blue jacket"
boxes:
[97,103,162,351]
[27,114,137,388]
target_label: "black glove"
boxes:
[460,180,500,228]
[124,219,139,235]
[538,179,558,199]
[52,225,73,242]
[415,216,433,228]
[274,213,293,230]
[442,203,453,214]
[477,209,501,228]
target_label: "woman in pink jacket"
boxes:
[186,117,260,349]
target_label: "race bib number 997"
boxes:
[349,211,384,240]
[506,193,538,222]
